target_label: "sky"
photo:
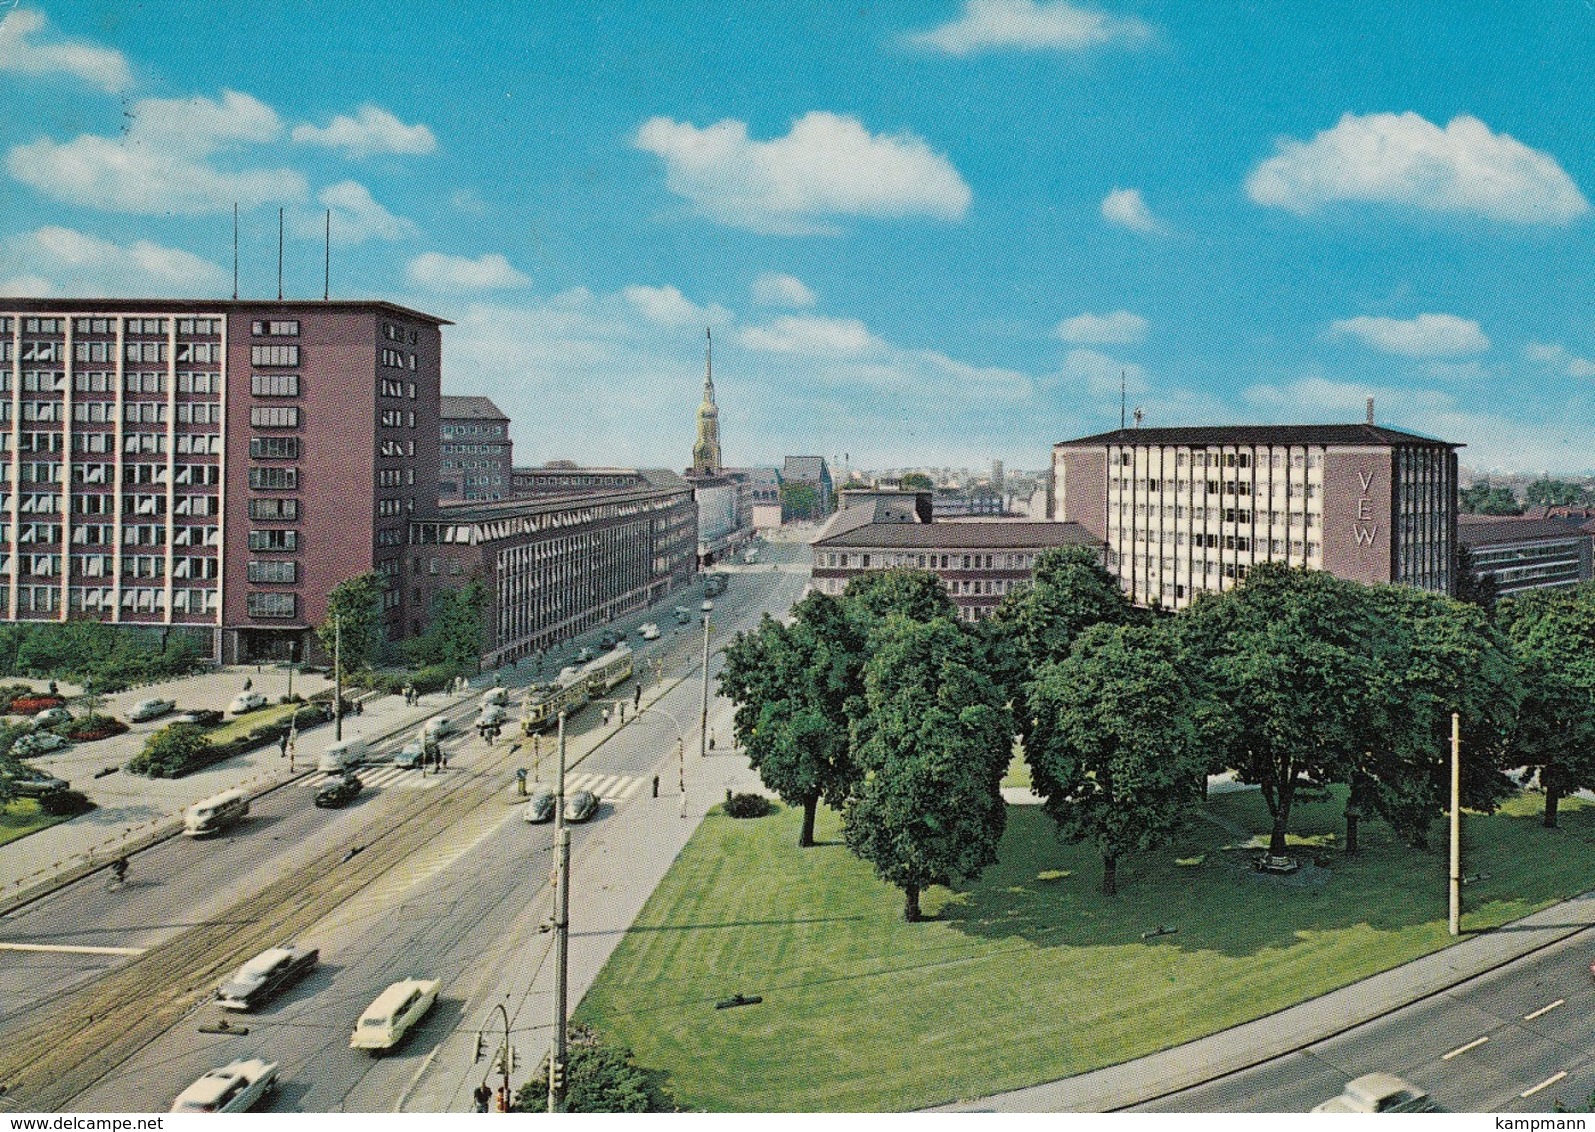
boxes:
[1,2,1593,476]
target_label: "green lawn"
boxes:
[0,797,70,848]
[1000,749,1031,790]
[578,787,1595,1111]
[204,702,302,746]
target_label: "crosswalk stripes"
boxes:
[302,766,642,802]
[521,771,643,805]
[304,764,427,790]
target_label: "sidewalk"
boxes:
[937,887,1595,1111]
[0,680,456,904]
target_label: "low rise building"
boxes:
[1458,515,1593,597]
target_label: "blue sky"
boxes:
[2,2,1593,474]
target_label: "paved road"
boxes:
[4,539,808,1112]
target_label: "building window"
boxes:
[249,437,300,459]
[249,498,299,520]
[247,560,297,584]
[248,529,298,552]
[247,592,297,618]
[251,320,299,337]
[248,466,298,490]
[251,373,300,396]
[251,344,300,367]
[250,406,301,428]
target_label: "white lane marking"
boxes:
[1441,1035,1489,1060]
[1521,1071,1567,1099]
[1524,999,1565,1021]
[0,941,146,956]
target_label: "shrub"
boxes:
[127,724,215,778]
[723,792,774,819]
[0,683,38,714]
[38,788,94,816]
[513,1026,673,1113]
[9,695,65,716]
[57,714,129,742]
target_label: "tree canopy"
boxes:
[405,579,489,669]
[843,568,957,625]
[316,572,387,673]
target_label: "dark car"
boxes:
[599,630,621,650]
[2,767,69,797]
[563,789,598,823]
[174,708,223,727]
[216,944,320,1011]
[313,773,363,808]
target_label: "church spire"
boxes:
[691,326,722,476]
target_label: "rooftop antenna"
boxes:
[1133,406,1144,429]
[323,208,330,301]
[231,203,238,300]
[276,207,284,302]
[1120,370,1127,430]
[1366,396,1375,426]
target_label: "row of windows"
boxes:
[251,344,299,367]
[250,406,300,428]
[247,559,297,584]
[379,378,418,398]
[1114,450,1326,471]
[821,551,1038,571]
[247,590,298,617]
[252,320,298,337]
[67,340,220,363]
[441,424,506,439]
[380,347,417,370]
[249,467,297,490]
[380,439,416,457]
[377,468,416,487]
[249,498,298,520]
[251,373,299,397]
[250,437,299,459]
[382,322,417,344]
[249,530,298,552]
[379,409,419,428]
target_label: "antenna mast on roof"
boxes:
[1120,370,1126,430]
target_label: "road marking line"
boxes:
[0,941,147,956]
[1524,999,1565,1021]
[1441,1035,1489,1060]
[1521,1071,1567,1099]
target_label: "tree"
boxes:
[719,590,864,847]
[1177,564,1382,857]
[1027,623,1202,894]
[405,579,489,669]
[844,617,1012,921]
[843,568,957,625]
[1460,482,1523,516]
[1498,586,1595,827]
[1525,478,1593,508]
[899,472,935,491]
[779,482,820,522]
[1453,544,1499,613]
[316,572,387,673]
[514,1026,673,1113]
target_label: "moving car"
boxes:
[674,606,691,624]
[216,945,319,1011]
[1312,1073,1438,1113]
[639,622,660,641]
[317,737,369,774]
[599,629,622,650]
[129,697,177,722]
[32,706,72,727]
[563,789,599,823]
[227,692,267,715]
[351,978,440,1051]
[481,686,510,708]
[314,773,364,808]
[421,716,456,743]
[169,1057,279,1113]
[1,766,68,797]
[393,739,426,769]
[12,730,68,756]
[700,599,714,613]
[174,708,223,727]
[478,704,512,727]
[523,788,556,823]
[183,788,249,836]
[574,646,596,664]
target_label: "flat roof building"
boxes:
[439,395,511,502]
[1052,421,1460,610]
[1458,515,1593,597]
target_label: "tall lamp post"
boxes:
[550,711,570,1113]
[698,613,711,759]
[333,612,343,741]
[634,704,687,802]
[286,639,298,701]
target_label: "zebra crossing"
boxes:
[304,766,644,803]
[534,771,644,804]
[304,763,435,790]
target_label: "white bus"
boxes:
[184,788,250,836]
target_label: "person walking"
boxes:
[472,1083,492,1112]
[601,707,611,727]
[634,684,642,709]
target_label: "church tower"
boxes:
[691,327,722,476]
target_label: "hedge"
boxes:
[128,704,332,779]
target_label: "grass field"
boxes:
[204,702,302,746]
[578,787,1595,1111]
[0,798,69,848]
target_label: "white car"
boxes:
[1312,1073,1438,1113]
[639,622,660,641]
[481,686,510,707]
[32,707,72,728]
[129,697,176,722]
[351,978,440,1051]
[170,1057,279,1113]
[479,704,512,727]
[421,716,455,742]
[227,692,267,715]
[12,730,68,756]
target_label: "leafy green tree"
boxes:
[1027,623,1202,894]
[1178,564,1382,857]
[719,590,864,847]
[1460,482,1523,515]
[127,723,215,778]
[1498,585,1595,827]
[843,568,957,624]
[899,472,935,491]
[844,616,1012,921]
[514,1026,673,1113]
[316,572,387,673]
[1453,544,1499,613]
[1525,478,1593,508]
[405,579,489,669]
[779,482,820,521]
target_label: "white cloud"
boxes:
[751,272,817,308]
[905,0,1152,55]
[634,111,971,234]
[0,8,131,91]
[300,180,416,244]
[6,89,306,214]
[739,314,886,358]
[406,252,528,292]
[1100,187,1163,235]
[1329,313,1489,357]
[0,225,227,296]
[1055,309,1147,345]
[1056,348,1148,397]
[449,188,488,215]
[622,284,732,327]
[1246,111,1589,225]
[291,105,437,158]
[1525,341,1595,378]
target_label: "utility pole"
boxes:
[333,612,343,741]
[699,613,711,759]
[549,711,570,1113]
[1449,711,1462,937]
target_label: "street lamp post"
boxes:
[550,711,570,1113]
[632,704,687,806]
[333,613,343,742]
[286,639,297,701]
[698,613,710,759]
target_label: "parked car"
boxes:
[523,788,556,823]
[314,773,364,808]
[129,697,177,722]
[574,646,596,664]
[227,692,267,716]
[169,1057,279,1113]
[33,706,72,728]
[481,686,510,708]
[639,622,661,641]
[12,730,68,756]
[421,716,455,742]
[1312,1073,1438,1113]
[216,945,319,1011]
[1,766,69,797]
[563,789,598,823]
[393,740,426,769]
[174,708,223,727]
[599,630,621,650]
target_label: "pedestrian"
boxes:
[242,677,252,691]
[441,748,448,770]
[709,728,716,751]
[355,698,363,716]
[279,734,289,758]
[601,707,611,727]
[47,679,58,696]
[473,1083,492,1113]
[634,684,642,709]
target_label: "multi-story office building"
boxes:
[412,469,696,665]
[1,298,445,662]
[810,492,1100,621]
[1052,420,1459,610]
[782,455,833,518]
[439,396,512,502]
[1458,515,1593,597]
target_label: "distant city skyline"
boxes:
[2,3,1593,472]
